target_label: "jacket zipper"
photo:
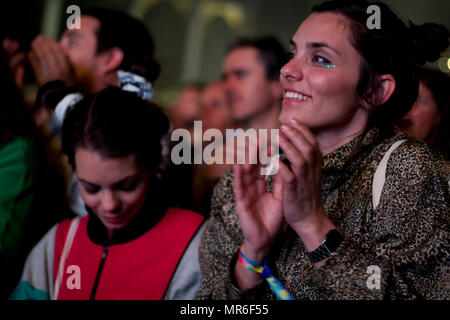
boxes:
[90,246,109,300]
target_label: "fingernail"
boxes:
[281,125,290,132]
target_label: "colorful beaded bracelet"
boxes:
[238,249,295,300]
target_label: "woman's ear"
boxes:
[370,74,396,106]
[98,47,124,74]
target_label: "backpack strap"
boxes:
[53,217,80,300]
[372,139,406,210]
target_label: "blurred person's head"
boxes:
[200,81,233,132]
[59,8,160,94]
[0,43,37,143]
[397,67,450,155]
[62,87,170,236]
[223,36,289,128]
[168,84,203,146]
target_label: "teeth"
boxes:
[285,91,310,101]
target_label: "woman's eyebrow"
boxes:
[307,42,342,56]
[78,178,98,187]
[112,175,140,187]
[78,174,139,187]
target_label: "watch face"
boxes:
[306,229,344,263]
[326,229,344,252]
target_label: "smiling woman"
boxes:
[197,0,450,300]
[10,87,205,300]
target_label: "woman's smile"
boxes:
[283,89,312,106]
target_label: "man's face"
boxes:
[223,47,279,124]
[169,86,202,130]
[168,86,202,146]
[200,82,232,132]
[59,15,103,92]
[398,82,442,143]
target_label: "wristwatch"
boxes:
[306,229,344,263]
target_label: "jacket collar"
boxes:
[86,198,167,246]
[322,126,382,173]
[321,126,409,190]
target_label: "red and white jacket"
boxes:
[11,207,205,300]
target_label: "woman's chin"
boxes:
[99,215,130,231]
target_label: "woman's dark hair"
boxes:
[61,87,170,173]
[312,0,449,132]
[0,45,37,143]
[83,7,161,83]
[417,67,450,156]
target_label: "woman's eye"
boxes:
[63,35,77,47]
[236,70,248,80]
[83,185,100,194]
[288,52,295,60]
[118,181,139,192]
[312,55,331,64]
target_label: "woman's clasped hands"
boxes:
[233,119,335,268]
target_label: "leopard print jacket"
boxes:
[197,127,450,300]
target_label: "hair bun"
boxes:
[408,22,450,65]
[144,58,161,83]
[129,56,161,83]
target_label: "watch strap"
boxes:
[306,229,343,263]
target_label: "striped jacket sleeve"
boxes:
[9,224,58,300]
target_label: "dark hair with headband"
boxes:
[312,0,449,132]
[61,87,170,173]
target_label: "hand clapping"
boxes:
[233,119,335,261]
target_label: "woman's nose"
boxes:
[280,59,303,82]
[101,190,121,213]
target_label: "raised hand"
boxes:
[29,35,75,87]
[2,38,27,91]
[233,144,284,263]
[278,119,335,253]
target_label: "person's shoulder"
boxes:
[388,137,434,164]
[0,136,42,185]
[30,221,61,253]
[0,135,37,159]
[388,137,449,180]
[166,207,204,219]
[165,207,205,227]
[54,217,84,243]
[213,166,234,193]
[209,166,236,212]
[221,166,234,182]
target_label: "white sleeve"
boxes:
[10,224,58,299]
[163,222,206,300]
